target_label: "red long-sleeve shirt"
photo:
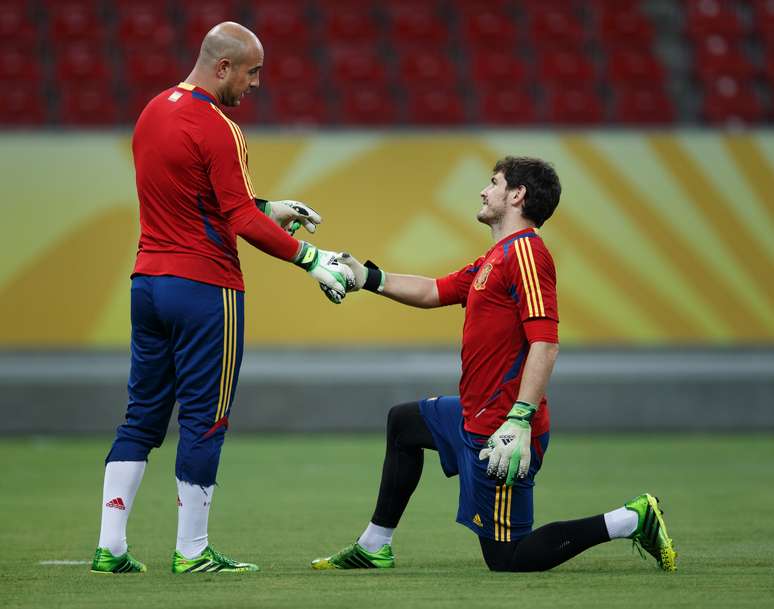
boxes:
[435,228,559,437]
[131,82,299,291]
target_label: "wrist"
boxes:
[293,241,319,271]
[507,401,537,422]
[363,260,385,293]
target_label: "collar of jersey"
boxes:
[178,82,218,105]
[495,227,537,249]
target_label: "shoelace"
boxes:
[208,548,238,566]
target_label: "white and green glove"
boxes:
[478,401,537,486]
[294,242,355,304]
[256,199,322,235]
[337,253,385,293]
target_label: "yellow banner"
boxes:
[1,131,772,346]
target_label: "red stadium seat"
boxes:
[182,3,240,55]
[253,3,311,52]
[461,7,517,49]
[271,87,330,125]
[339,87,397,125]
[0,4,38,47]
[685,0,745,39]
[598,11,654,49]
[478,88,537,124]
[537,51,595,83]
[329,47,387,87]
[613,87,674,124]
[469,50,528,87]
[262,53,319,88]
[606,50,665,86]
[753,0,774,43]
[60,83,118,125]
[0,45,41,81]
[693,35,756,81]
[0,82,45,124]
[545,86,605,124]
[406,89,465,124]
[702,76,765,124]
[529,8,586,49]
[125,52,182,90]
[48,1,102,47]
[399,51,457,87]
[323,9,379,44]
[54,43,110,84]
[117,5,176,52]
[388,6,448,48]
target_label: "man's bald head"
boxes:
[199,21,263,67]
[187,21,264,107]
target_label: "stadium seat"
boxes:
[182,3,240,55]
[117,4,176,52]
[598,10,654,49]
[537,51,596,83]
[684,0,745,38]
[339,87,398,125]
[613,87,675,124]
[270,87,330,125]
[702,76,765,123]
[406,89,465,124]
[253,2,311,52]
[60,83,119,125]
[544,86,605,124]
[0,45,41,81]
[528,7,586,49]
[0,82,45,124]
[460,7,517,49]
[124,52,183,90]
[693,35,756,81]
[262,53,320,88]
[388,6,448,47]
[329,47,387,87]
[48,1,102,47]
[469,50,528,88]
[0,3,38,48]
[478,88,537,124]
[54,43,110,84]
[323,9,379,45]
[753,0,774,43]
[399,51,457,88]
[606,50,665,86]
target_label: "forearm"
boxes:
[517,341,559,405]
[227,204,301,261]
[381,273,441,308]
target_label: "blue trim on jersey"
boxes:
[502,232,537,257]
[192,91,213,103]
[503,341,530,382]
[197,194,227,249]
[508,284,519,302]
[465,264,481,274]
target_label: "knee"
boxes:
[385,402,418,443]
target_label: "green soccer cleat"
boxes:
[311,542,395,570]
[171,546,259,573]
[625,493,677,572]
[90,547,147,574]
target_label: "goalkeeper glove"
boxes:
[256,199,322,235]
[337,253,385,293]
[478,401,537,486]
[294,242,355,304]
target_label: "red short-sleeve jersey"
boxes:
[131,83,298,291]
[435,228,559,437]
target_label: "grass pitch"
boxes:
[1,434,772,609]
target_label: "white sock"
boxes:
[604,506,638,539]
[357,522,395,552]
[176,479,215,559]
[98,461,146,556]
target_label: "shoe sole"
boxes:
[646,494,678,572]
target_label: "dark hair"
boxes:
[493,156,561,228]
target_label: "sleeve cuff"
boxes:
[524,318,559,344]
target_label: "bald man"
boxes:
[91,22,353,574]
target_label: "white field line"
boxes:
[39,560,89,565]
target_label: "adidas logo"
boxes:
[106,497,126,510]
[177,496,183,507]
[472,513,483,527]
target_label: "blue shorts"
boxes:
[106,275,244,486]
[419,396,549,542]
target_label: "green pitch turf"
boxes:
[1,434,772,609]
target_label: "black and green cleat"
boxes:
[171,546,259,573]
[90,547,147,574]
[625,493,678,572]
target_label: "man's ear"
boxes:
[510,185,527,207]
[215,57,232,80]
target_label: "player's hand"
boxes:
[337,253,385,293]
[478,401,537,486]
[294,243,355,304]
[265,200,322,235]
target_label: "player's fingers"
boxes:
[496,454,509,482]
[302,220,317,233]
[485,452,500,479]
[517,445,531,480]
[506,451,521,486]
[478,447,492,461]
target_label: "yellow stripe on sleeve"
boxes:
[514,241,536,317]
[523,239,545,317]
[209,104,256,199]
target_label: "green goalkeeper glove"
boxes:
[294,242,355,304]
[336,253,385,293]
[256,199,322,235]
[478,401,537,486]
